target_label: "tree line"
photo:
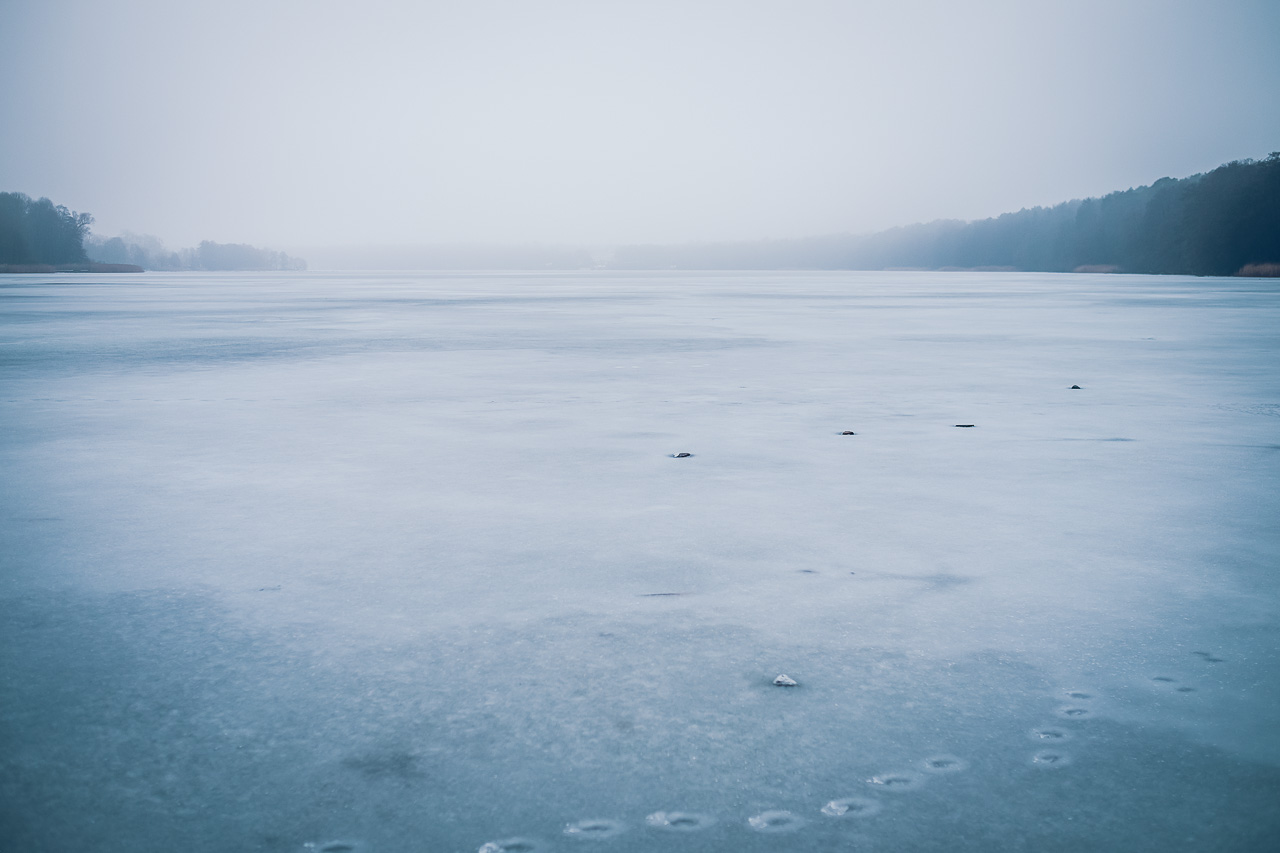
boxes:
[0,192,93,265]
[610,153,1280,275]
[88,236,307,271]
[1,190,306,271]
[6,153,1275,275]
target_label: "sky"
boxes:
[1,0,1278,251]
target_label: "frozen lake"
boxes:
[2,270,1278,851]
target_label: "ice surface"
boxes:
[1,270,1278,851]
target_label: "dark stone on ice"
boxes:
[1071,385,1082,389]
[841,431,856,435]
[673,452,692,458]
[955,424,975,428]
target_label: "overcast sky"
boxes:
[2,0,1277,250]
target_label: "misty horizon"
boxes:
[5,3,1280,850]
[38,151,1267,276]
[3,1,1279,251]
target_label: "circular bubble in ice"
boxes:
[747,810,805,833]
[1029,726,1073,742]
[920,754,969,774]
[821,797,882,818]
[645,812,714,832]
[564,819,626,840]
[1030,750,1072,769]
[867,771,925,792]
[478,839,543,853]
[1056,706,1092,719]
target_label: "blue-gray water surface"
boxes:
[2,270,1278,852]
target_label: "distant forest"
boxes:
[87,235,307,271]
[610,154,1280,275]
[0,190,306,272]
[0,192,94,265]
[5,153,1276,275]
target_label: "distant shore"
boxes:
[0,263,144,274]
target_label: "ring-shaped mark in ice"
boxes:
[564,819,626,840]
[821,797,882,818]
[478,838,543,853]
[645,812,715,832]
[1030,750,1073,769]
[867,771,926,792]
[747,810,805,833]
[1056,706,1092,719]
[920,754,969,775]
[1029,726,1073,742]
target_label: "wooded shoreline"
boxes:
[0,263,144,273]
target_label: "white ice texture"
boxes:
[1,270,1278,851]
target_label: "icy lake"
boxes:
[2,270,1278,852]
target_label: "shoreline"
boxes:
[0,262,145,272]
[0,263,145,274]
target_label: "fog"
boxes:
[2,0,1278,252]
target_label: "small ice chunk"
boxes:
[773,674,797,686]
